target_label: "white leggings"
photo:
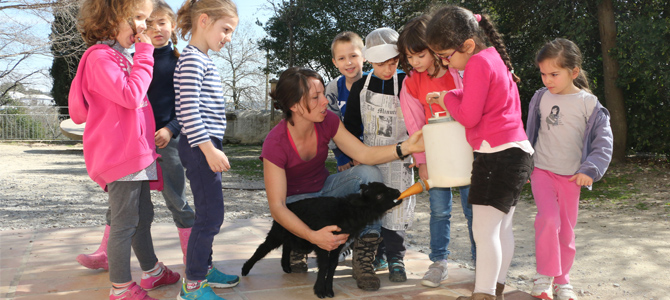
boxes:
[472,205,515,295]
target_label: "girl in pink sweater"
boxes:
[68,0,179,298]
[425,5,534,300]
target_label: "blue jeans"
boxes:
[179,135,224,281]
[286,164,383,238]
[428,185,476,262]
[156,135,195,228]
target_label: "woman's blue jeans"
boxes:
[429,185,476,261]
[286,164,383,238]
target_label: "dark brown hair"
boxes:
[78,0,152,46]
[150,0,180,57]
[397,15,442,78]
[176,0,238,40]
[425,5,520,83]
[270,67,325,125]
[536,38,590,92]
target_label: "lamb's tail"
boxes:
[241,223,284,276]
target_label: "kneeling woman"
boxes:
[260,67,424,291]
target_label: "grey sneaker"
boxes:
[421,260,448,287]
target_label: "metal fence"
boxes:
[0,106,70,141]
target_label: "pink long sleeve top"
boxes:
[444,47,527,150]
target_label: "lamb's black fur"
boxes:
[241,182,402,298]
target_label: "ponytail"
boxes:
[176,0,237,40]
[478,15,520,83]
[536,38,590,92]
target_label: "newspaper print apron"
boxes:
[360,72,415,230]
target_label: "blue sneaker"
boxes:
[206,266,239,288]
[177,280,224,300]
[373,257,388,271]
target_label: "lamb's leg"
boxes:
[324,247,341,298]
[313,249,332,298]
[242,226,283,276]
[281,242,292,273]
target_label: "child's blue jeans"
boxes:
[178,134,224,281]
[428,185,476,262]
[286,164,383,238]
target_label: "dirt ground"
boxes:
[1,142,668,299]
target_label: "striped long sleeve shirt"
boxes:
[174,45,226,146]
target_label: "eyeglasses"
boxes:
[436,49,458,63]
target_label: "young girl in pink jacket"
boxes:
[68,0,179,298]
[425,5,534,300]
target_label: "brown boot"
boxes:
[496,282,505,300]
[456,293,497,300]
[289,250,308,273]
[352,233,382,291]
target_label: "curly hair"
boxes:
[270,67,325,125]
[536,38,590,92]
[425,5,520,83]
[397,15,442,78]
[78,0,152,46]
[176,0,238,40]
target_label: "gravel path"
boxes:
[1,142,668,299]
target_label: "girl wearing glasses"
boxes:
[425,5,534,300]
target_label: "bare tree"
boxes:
[0,0,62,105]
[211,21,266,111]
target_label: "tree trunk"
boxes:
[597,0,627,163]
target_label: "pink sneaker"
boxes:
[139,262,180,290]
[109,282,156,300]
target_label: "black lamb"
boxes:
[241,182,403,298]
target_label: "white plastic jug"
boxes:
[422,111,473,188]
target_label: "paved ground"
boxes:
[0,220,534,300]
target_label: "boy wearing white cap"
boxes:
[343,27,416,287]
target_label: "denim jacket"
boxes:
[526,88,614,183]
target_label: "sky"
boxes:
[2,0,271,92]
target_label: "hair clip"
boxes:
[190,0,197,6]
[474,14,482,22]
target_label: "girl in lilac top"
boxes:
[424,5,534,300]
[260,67,425,291]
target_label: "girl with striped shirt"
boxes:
[173,0,239,299]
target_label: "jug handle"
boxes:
[435,111,450,118]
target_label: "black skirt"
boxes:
[468,147,534,214]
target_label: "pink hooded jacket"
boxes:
[69,43,162,191]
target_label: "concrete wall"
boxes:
[223,110,281,145]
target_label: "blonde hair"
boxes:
[150,0,180,57]
[78,0,152,46]
[330,31,364,58]
[176,0,238,40]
